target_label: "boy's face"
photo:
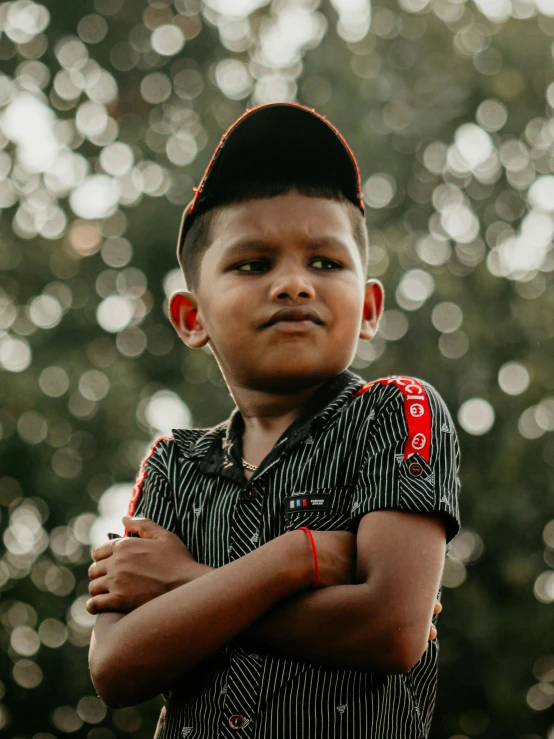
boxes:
[171,191,383,392]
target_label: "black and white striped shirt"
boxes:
[128,369,461,739]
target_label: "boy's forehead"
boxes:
[212,193,355,247]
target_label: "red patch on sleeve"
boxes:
[126,436,171,527]
[353,376,432,463]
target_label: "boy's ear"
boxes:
[360,280,385,341]
[168,292,209,348]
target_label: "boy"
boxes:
[87,103,460,738]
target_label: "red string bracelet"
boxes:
[297,527,319,588]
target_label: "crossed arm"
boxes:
[87,509,446,708]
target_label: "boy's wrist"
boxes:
[173,533,313,592]
[281,530,316,592]
[175,561,214,588]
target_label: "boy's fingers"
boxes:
[86,595,108,615]
[122,515,165,539]
[429,625,437,641]
[92,542,116,562]
[88,576,110,598]
[86,594,124,616]
[433,601,442,615]
[88,561,108,580]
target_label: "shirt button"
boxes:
[228,714,244,729]
[408,461,423,477]
[243,488,259,501]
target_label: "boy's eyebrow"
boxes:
[221,236,351,259]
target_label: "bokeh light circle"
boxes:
[38,619,68,648]
[12,659,43,689]
[144,390,192,435]
[458,398,495,435]
[96,295,134,333]
[498,362,530,395]
[151,25,185,56]
[39,366,70,397]
[28,295,63,329]
[51,706,83,733]
[431,302,463,333]
[76,696,107,724]
[528,176,554,213]
[17,411,48,444]
[534,571,554,603]
[10,625,40,657]
[69,175,119,220]
[78,370,110,401]
[0,336,32,372]
[362,174,396,208]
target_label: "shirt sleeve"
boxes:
[351,377,461,543]
[126,436,178,534]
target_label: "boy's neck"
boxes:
[229,379,326,452]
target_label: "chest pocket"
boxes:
[283,487,354,533]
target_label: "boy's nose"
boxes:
[270,269,315,302]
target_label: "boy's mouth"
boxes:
[261,307,324,329]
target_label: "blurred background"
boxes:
[0,0,553,736]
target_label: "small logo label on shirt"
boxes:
[284,494,332,514]
[182,728,193,737]
[336,704,347,714]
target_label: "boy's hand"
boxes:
[87,517,202,615]
[428,600,442,644]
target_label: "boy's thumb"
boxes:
[123,515,163,539]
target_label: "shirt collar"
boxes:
[173,369,365,480]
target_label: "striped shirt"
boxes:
[129,369,461,739]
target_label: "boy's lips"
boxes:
[260,307,324,329]
[268,319,322,334]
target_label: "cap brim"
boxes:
[177,102,363,259]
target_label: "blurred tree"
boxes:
[0,0,553,737]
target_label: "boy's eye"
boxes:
[233,257,341,273]
[311,258,341,270]
[235,260,268,273]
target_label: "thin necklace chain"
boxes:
[241,457,258,472]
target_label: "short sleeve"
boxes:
[126,436,178,534]
[351,378,461,543]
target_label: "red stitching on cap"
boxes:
[353,376,432,463]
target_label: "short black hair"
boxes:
[178,181,369,291]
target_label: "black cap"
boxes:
[176,102,364,265]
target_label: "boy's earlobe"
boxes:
[360,280,385,341]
